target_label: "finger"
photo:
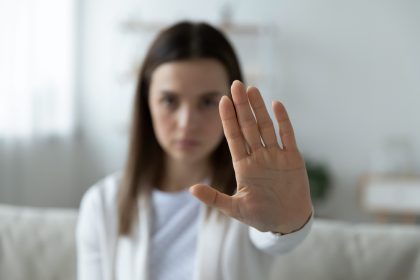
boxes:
[219,95,248,162]
[273,101,298,151]
[247,86,279,148]
[189,184,235,217]
[231,81,263,151]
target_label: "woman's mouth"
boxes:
[175,139,199,149]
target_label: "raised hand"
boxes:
[190,80,312,234]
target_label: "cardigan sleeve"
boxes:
[76,186,104,280]
[248,210,314,255]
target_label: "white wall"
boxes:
[3,0,418,220]
[273,0,420,221]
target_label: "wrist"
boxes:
[272,209,313,235]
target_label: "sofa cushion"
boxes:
[272,219,420,280]
[0,204,77,280]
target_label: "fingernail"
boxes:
[233,80,243,86]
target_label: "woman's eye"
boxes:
[160,96,177,108]
[200,97,218,108]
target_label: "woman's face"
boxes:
[148,58,229,165]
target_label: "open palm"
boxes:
[191,80,312,234]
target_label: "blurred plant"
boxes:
[305,160,331,202]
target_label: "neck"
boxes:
[159,156,212,192]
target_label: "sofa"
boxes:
[1,203,420,280]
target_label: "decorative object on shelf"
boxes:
[359,174,420,224]
[219,2,233,28]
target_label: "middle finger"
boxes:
[231,81,263,152]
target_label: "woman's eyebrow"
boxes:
[160,90,178,96]
[160,90,224,97]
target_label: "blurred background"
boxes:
[1,0,419,223]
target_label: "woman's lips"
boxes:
[175,139,199,149]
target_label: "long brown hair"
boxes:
[118,21,244,236]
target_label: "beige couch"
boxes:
[1,203,420,280]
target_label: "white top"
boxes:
[149,189,200,280]
[76,173,313,280]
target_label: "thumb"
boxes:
[189,184,233,216]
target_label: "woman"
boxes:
[76,21,313,280]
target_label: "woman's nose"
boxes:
[177,105,197,129]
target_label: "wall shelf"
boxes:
[120,19,264,35]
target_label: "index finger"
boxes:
[219,95,249,162]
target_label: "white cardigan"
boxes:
[76,173,313,280]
